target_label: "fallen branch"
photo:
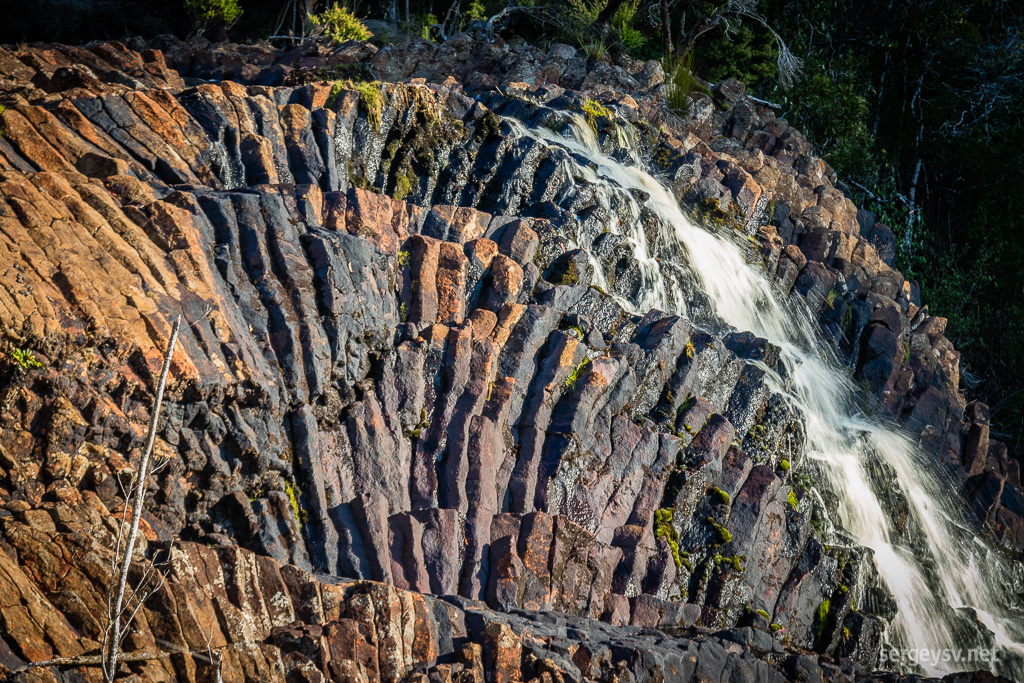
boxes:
[747,95,782,109]
[18,651,169,671]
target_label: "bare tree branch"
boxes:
[102,316,181,683]
[18,651,170,671]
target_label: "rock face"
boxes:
[0,35,1017,683]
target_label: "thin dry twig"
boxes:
[102,316,181,682]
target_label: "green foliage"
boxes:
[683,339,695,359]
[418,13,439,41]
[787,489,799,509]
[697,23,778,90]
[581,35,609,61]
[564,357,591,392]
[398,249,410,267]
[713,552,742,571]
[555,259,580,285]
[10,347,43,370]
[709,486,730,504]
[185,0,241,32]
[754,608,770,619]
[779,458,790,472]
[354,81,383,130]
[770,57,876,181]
[326,81,345,108]
[611,0,646,53]
[310,3,372,45]
[561,0,602,49]
[696,197,732,227]
[664,51,710,115]
[464,0,488,22]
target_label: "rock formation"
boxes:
[0,32,1019,683]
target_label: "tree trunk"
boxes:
[661,0,672,60]
[596,0,626,26]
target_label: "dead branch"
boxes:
[101,316,181,683]
[18,650,170,671]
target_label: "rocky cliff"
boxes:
[0,31,1020,683]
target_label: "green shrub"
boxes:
[611,0,646,53]
[697,23,778,90]
[310,3,372,45]
[185,0,242,32]
[418,12,439,41]
[769,56,876,181]
[464,0,488,22]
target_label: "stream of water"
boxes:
[524,114,1024,678]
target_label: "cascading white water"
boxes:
[524,115,1024,678]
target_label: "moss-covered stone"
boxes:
[581,98,615,134]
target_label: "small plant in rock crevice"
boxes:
[326,81,346,108]
[709,486,730,504]
[663,50,711,116]
[9,347,43,371]
[564,356,591,392]
[404,408,430,439]
[707,515,732,544]
[814,599,832,645]
[284,479,306,530]
[654,508,689,569]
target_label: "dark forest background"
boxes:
[2,0,1022,450]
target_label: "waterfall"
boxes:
[522,114,1024,678]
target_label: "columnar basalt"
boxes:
[0,34,1019,683]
